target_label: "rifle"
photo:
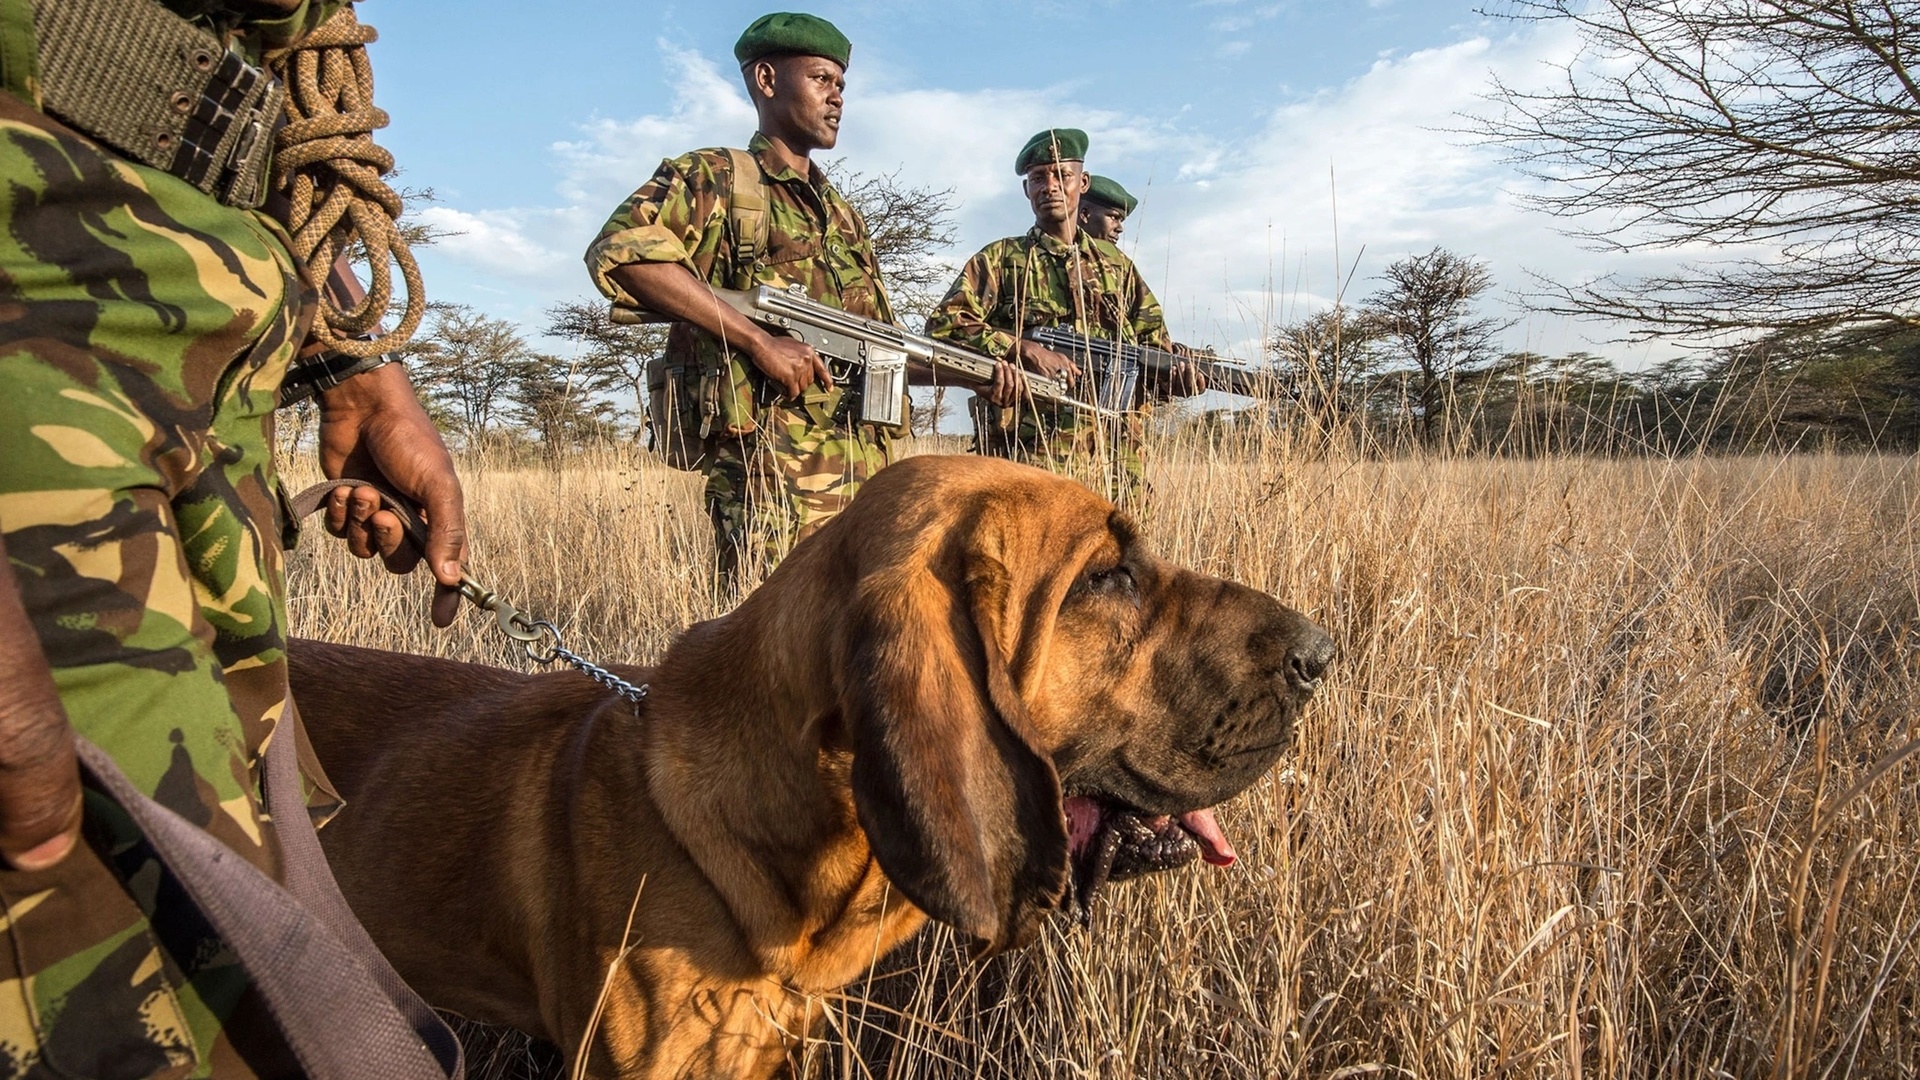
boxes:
[1024,325,1288,405]
[612,285,1114,428]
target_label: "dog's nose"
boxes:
[1247,606,1336,693]
[1286,626,1335,690]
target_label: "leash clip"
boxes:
[454,576,544,643]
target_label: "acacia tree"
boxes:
[407,304,537,445]
[1362,248,1509,444]
[826,163,959,329]
[544,298,669,440]
[510,354,621,457]
[1270,307,1387,433]
[1481,0,1920,337]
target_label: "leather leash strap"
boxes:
[70,477,466,1078]
[290,476,433,552]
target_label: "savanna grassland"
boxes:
[284,430,1920,1079]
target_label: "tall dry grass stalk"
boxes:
[285,428,1920,1079]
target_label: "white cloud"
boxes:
[1098,23,1687,359]
[416,206,577,280]
[551,43,759,207]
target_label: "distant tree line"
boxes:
[1262,246,1920,455]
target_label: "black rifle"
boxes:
[613,286,1115,427]
[1024,325,1288,405]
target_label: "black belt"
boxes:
[27,0,283,208]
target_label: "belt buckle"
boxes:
[170,48,284,208]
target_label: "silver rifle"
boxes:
[612,285,1117,428]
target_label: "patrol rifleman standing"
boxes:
[1078,174,1138,244]
[927,130,1200,503]
[586,12,897,578]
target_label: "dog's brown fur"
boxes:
[291,455,1331,1078]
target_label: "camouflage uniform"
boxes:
[925,227,1172,504]
[0,3,340,1074]
[586,133,895,576]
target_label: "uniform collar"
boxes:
[749,131,825,186]
[1025,225,1094,258]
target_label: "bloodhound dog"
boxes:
[290,454,1333,1079]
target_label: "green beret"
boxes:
[1014,128,1089,175]
[734,12,852,70]
[1084,175,1138,216]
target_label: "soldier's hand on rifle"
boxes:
[0,534,83,872]
[1169,361,1208,397]
[1016,339,1079,385]
[986,358,1030,407]
[751,334,834,400]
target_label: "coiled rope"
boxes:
[267,7,423,359]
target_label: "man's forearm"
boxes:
[925,306,1018,365]
[609,262,775,357]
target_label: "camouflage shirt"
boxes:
[585,132,892,389]
[925,226,1172,380]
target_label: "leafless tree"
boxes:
[1479,0,1920,337]
[1363,248,1510,443]
[544,298,669,439]
[827,162,960,329]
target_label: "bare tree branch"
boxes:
[824,161,959,329]
[1477,0,1920,336]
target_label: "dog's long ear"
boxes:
[842,544,1071,955]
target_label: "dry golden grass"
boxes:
[285,431,1920,1079]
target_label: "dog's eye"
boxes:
[1087,565,1136,596]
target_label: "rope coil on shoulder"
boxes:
[268,7,424,359]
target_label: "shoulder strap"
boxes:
[722,146,771,275]
[74,725,462,1079]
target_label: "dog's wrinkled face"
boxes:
[825,455,1332,954]
[1028,515,1333,911]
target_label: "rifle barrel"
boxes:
[1027,326,1285,401]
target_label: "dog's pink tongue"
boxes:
[1064,796,1103,854]
[1180,809,1238,866]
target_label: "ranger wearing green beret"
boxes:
[1079,174,1138,243]
[586,12,895,578]
[926,131,1202,503]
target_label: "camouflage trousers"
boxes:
[703,382,891,580]
[971,396,1146,507]
[0,95,314,1077]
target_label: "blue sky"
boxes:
[361,1,1684,368]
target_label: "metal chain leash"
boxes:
[520,622,650,706]
[452,578,649,708]
[289,480,647,711]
